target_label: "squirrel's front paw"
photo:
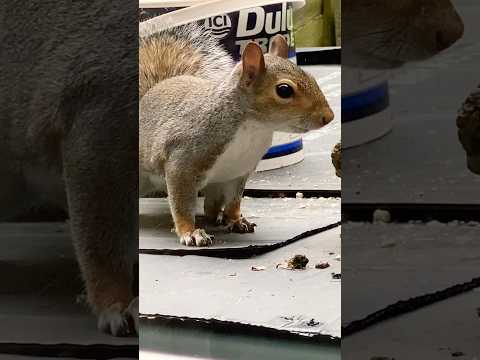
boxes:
[226,217,256,233]
[180,229,214,247]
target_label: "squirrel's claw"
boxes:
[180,229,214,247]
[226,217,256,233]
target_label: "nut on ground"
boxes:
[331,142,341,178]
[287,254,309,269]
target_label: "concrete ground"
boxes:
[342,221,480,359]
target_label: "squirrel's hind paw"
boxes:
[180,229,214,247]
[97,299,138,337]
[226,217,256,233]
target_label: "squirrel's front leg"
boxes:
[165,164,214,246]
[63,120,138,336]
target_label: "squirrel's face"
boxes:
[238,36,334,133]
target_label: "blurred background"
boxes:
[294,0,340,47]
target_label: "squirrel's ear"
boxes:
[241,42,265,87]
[269,34,288,59]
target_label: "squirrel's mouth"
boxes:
[288,125,309,134]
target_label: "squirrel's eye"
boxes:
[276,83,294,99]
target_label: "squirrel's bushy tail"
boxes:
[139,23,234,98]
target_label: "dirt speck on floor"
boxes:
[331,273,341,280]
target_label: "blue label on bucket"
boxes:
[341,82,390,123]
[141,3,296,61]
[262,138,303,159]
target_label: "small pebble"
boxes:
[373,209,391,223]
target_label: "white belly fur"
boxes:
[140,121,273,194]
[206,120,273,184]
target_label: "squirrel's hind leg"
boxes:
[203,184,226,225]
[165,166,214,247]
[212,175,256,234]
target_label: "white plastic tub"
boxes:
[139,0,307,171]
[342,67,393,148]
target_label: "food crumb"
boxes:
[251,266,266,271]
[287,254,309,269]
[315,262,330,269]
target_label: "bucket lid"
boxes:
[140,0,305,37]
[139,0,305,9]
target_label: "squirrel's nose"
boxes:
[436,10,464,51]
[311,105,334,129]
[321,107,334,126]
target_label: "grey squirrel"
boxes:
[2,2,138,336]
[139,24,334,246]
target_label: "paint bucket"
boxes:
[139,0,307,171]
[342,66,393,148]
